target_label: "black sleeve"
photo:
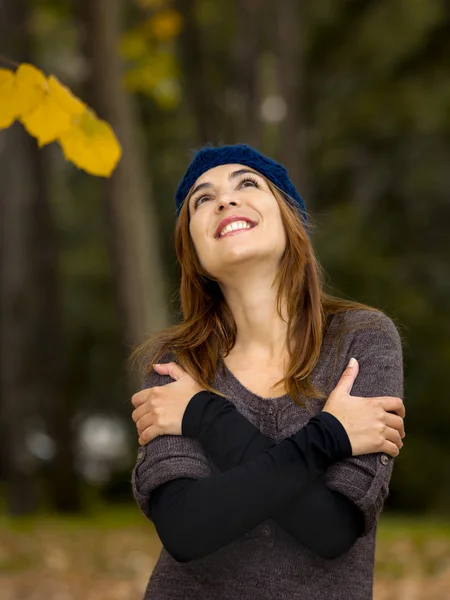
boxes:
[182,391,365,557]
[148,405,353,563]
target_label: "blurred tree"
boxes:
[229,0,265,148]
[304,0,450,513]
[0,0,81,514]
[174,0,217,144]
[75,0,171,379]
[272,0,310,197]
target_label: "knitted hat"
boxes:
[175,143,308,229]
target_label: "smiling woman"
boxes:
[188,169,261,235]
[128,143,405,600]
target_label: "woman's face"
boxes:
[187,163,287,281]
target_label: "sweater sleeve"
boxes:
[131,351,213,520]
[148,412,352,562]
[323,313,404,535]
[180,390,364,556]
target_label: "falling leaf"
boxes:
[58,109,122,177]
[14,63,48,114]
[0,68,16,128]
[20,75,86,147]
[0,60,121,176]
[0,64,47,129]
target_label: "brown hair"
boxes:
[128,174,385,406]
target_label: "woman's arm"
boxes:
[148,410,353,563]
[323,313,404,535]
[178,390,365,556]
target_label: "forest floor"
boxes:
[1,506,449,600]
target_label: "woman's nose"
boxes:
[217,197,239,211]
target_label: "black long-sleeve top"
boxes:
[148,391,365,562]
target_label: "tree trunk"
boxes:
[31,147,82,512]
[230,0,265,147]
[174,0,220,144]
[273,0,311,200]
[77,0,171,374]
[0,0,81,514]
[0,121,41,515]
[0,0,41,513]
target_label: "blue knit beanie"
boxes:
[175,144,308,229]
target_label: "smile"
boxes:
[216,224,258,239]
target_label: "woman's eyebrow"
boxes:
[189,169,261,203]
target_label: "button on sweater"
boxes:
[132,309,404,600]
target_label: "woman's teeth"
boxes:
[219,221,254,237]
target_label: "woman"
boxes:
[129,144,405,600]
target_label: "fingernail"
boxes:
[153,364,160,368]
[348,357,356,368]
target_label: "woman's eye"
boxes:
[194,178,259,208]
[194,195,210,207]
[240,177,260,189]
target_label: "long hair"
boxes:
[128,173,386,406]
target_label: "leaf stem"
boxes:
[0,55,21,69]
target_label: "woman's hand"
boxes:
[322,358,406,457]
[131,362,205,445]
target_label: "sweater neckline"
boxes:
[214,313,339,412]
[218,358,291,404]
[216,313,338,411]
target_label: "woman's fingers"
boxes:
[136,413,154,436]
[334,358,360,395]
[378,396,405,419]
[139,424,159,445]
[131,389,151,408]
[384,426,403,450]
[132,404,147,423]
[132,398,155,423]
[382,440,400,458]
[384,412,405,438]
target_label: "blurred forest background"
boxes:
[1,0,449,598]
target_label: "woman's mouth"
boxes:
[216,224,258,239]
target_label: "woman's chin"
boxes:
[208,252,277,277]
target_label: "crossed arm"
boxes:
[133,317,403,563]
[148,393,363,562]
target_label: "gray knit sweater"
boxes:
[132,309,404,600]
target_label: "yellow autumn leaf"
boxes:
[48,75,87,115]
[0,69,16,128]
[58,109,122,177]
[20,74,86,146]
[0,60,121,177]
[14,63,48,115]
[0,64,47,129]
